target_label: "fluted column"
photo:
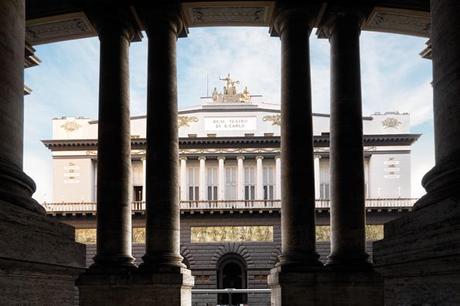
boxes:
[0,0,44,214]
[180,157,187,201]
[274,9,321,267]
[256,156,264,200]
[218,157,225,201]
[237,156,245,200]
[326,11,370,268]
[142,12,184,269]
[90,15,136,269]
[275,155,281,199]
[198,157,206,201]
[417,0,460,208]
[142,157,146,201]
[314,156,320,200]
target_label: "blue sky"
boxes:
[24,27,434,202]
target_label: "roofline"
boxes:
[42,134,421,151]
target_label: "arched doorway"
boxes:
[217,254,247,305]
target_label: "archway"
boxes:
[217,254,247,305]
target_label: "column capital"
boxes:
[179,156,188,161]
[237,155,245,161]
[272,5,320,37]
[85,6,142,42]
[217,156,226,161]
[316,5,370,39]
[198,156,206,161]
[256,155,264,160]
[275,155,281,160]
[136,4,187,38]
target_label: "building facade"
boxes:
[44,77,419,305]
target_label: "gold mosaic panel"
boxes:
[315,225,384,241]
[75,228,146,244]
[191,226,273,243]
[75,228,96,244]
[133,227,145,243]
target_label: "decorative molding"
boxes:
[191,225,273,243]
[61,121,82,132]
[364,7,430,38]
[263,114,281,126]
[182,1,274,27]
[178,116,199,128]
[26,12,97,45]
[382,117,402,129]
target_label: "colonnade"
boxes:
[1,0,459,305]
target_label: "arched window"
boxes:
[217,254,247,305]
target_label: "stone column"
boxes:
[417,0,460,208]
[256,156,264,200]
[314,156,320,200]
[0,0,44,214]
[198,157,206,201]
[275,155,281,200]
[91,15,135,270]
[180,157,187,201]
[218,157,225,201]
[274,9,321,267]
[326,10,370,269]
[142,11,185,270]
[142,157,146,202]
[237,156,245,200]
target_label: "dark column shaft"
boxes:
[142,17,183,269]
[277,12,321,267]
[0,0,43,214]
[327,14,369,267]
[94,22,134,268]
[418,0,460,205]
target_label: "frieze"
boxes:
[26,13,96,45]
[182,2,274,27]
[191,226,273,243]
[364,7,430,38]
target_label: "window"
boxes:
[207,167,218,201]
[225,167,237,200]
[133,186,143,202]
[244,166,256,200]
[187,167,199,201]
[320,183,330,200]
[263,166,275,200]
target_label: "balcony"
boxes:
[43,198,417,215]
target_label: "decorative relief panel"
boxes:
[182,2,274,27]
[263,115,281,126]
[364,7,430,37]
[382,117,402,129]
[61,121,82,132]
[178,116,199,128]
[316,225,384,241]
[26,12,97,45]
[75,228,146,244]
[191,226,273,243]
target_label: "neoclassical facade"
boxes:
[1,1,460,306]
[44,78,419,305]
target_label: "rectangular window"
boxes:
[244,166,256,200]
[320,183,330,199]
[187,167,199,201]
[133,186,143,202]
[207,167,218,201]
[225,166,237,200]
[263,166,275,200]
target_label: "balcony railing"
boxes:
[43,198,417,213]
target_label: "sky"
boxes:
[24,27,434,203]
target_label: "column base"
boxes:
[268,265,383,306]
[77,267,194,306]
[0,200,85,305]
[374,196,460,305]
